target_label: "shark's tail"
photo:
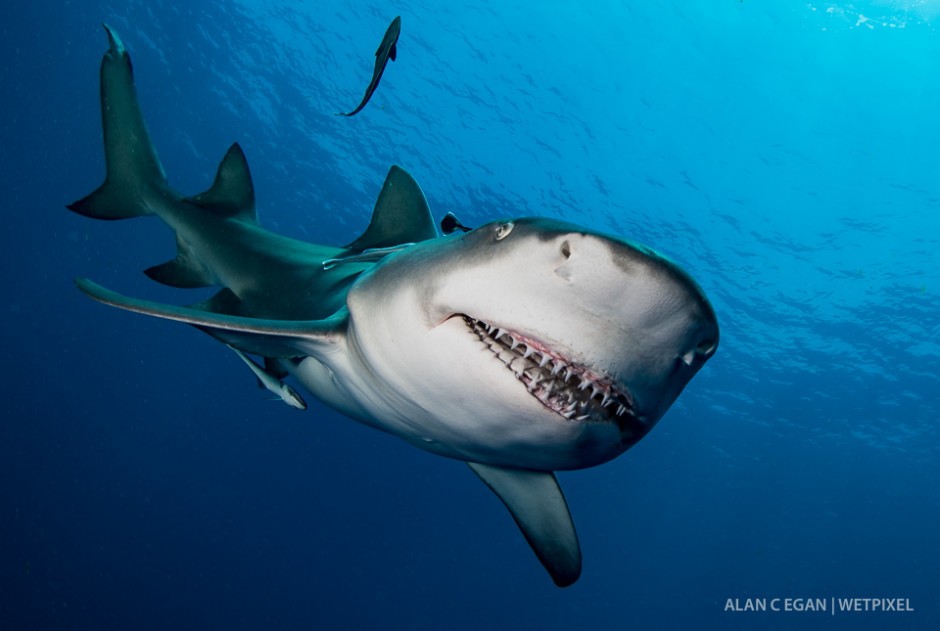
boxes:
[68,25,259,291]
[67,24,167,220]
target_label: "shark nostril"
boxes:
[680,337,718,367]
[697,338,717,358]
[560,240,571,260]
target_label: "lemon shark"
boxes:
[69,25,719,587]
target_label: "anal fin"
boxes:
[468,462,581,587]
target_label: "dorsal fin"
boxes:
[344,165,438,251]
[185,143,257,223]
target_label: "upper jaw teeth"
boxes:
[461,315,636,425]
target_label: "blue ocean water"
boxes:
[2,0,938,629]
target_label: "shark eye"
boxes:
[494,221,515,241]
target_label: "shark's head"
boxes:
[343,217,718,470]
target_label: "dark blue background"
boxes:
[2,1,938,629]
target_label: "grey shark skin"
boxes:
[337,15,401,116]
[69,26,718,588]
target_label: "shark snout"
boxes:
[602,235,720,370]
[669,266,719,371]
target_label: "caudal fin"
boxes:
[67,24,167,220]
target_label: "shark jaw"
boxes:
[461,315,638,427]
[336,217,718,471]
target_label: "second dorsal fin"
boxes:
[185,143,258,224]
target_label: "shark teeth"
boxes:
[462,315,636,425]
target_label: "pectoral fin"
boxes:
[467,462,581,587]
[75,278,346,360]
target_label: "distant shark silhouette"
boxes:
[337,16,401,116]
[68,25,718,587]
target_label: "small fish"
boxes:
[322,243,414,270]
[440,212,473,234]
[337,16,401,117]
[227,345,307,410]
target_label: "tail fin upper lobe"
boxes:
[67,24,167,220]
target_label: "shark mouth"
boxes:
[462,315,636,426]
